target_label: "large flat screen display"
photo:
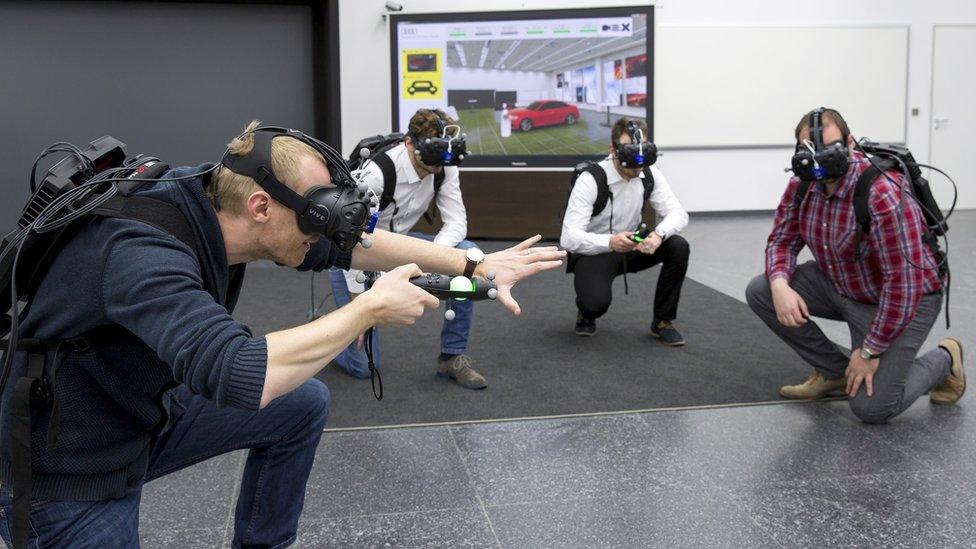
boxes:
[389,6,653,168]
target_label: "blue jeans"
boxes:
[328,234,477,379]
[0,379,330,548]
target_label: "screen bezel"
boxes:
[389,5,654,169]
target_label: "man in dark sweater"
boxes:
[0,121,564,548]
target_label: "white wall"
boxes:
[340,0,976,212]
[445,67,550,105]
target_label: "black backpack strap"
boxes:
[641,166,655,201]
[7,338,57,549]
[793,179,813,209]
[89,194,219,299]
[90,195,197,252]
[373,152,398,212]
[851,158,896,258]
[422,170,449,225]
[433,169,446,195]
[585,164,611,217]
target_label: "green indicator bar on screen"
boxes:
[553,29,570,34]
[580,28,597,33]
[526,30,544,35]
[449,32,466,37]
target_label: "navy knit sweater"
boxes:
[0,165,349,500]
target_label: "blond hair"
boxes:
[208,120,327,214]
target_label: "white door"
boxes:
[931,26,976,210]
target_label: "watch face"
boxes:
[467,248,485,263]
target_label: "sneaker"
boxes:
[650,320,685,346]
[931,338,965,405]
[575,312,597,336]
[437,355,487,390]
[779,371,846,400]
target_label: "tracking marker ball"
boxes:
[450,276,474,301]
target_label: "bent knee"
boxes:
[337,350,375,379]
[745,274,772,311]
[666,235,690,259]
[577,294,611,318]
[293,378,331,421]
[344,363,373,379]
[848,397,896,425]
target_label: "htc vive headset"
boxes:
[408,115,468,167]
[791,108,850,182]
[614,120,658,168]
[220,126,371,251]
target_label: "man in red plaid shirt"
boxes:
[745,108,964,423]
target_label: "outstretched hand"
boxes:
[478,235,566,315]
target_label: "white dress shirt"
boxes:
[344,142,468,292]
[559,157,688,256]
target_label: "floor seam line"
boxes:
[298,504,485,524]
[447,425,503,549]
[323,398,848,432]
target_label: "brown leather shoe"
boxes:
[931,338,965,405]
[779,371,846,399]
[437,355,487,390]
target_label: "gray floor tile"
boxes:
[830,391,976,473]
[139,527,223,548]
[843,471,976,548]
[300,426,481,520]
[139,450,244,533]
[487,490,776,549]
[724,475,879,548]
[660,403,931,488]
[450,414,704,505]
[296,508,497,548]
[726,470,976,548]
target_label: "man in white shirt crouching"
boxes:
[560,118,690,345]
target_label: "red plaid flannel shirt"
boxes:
[765,151,942,353]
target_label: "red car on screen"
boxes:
[507,100,580,132]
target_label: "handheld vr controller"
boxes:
[629,223,652,243]
[355,270,497,321]
[409,273,498,301]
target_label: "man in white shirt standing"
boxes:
[560,118,690,344]
[328,108,487,389]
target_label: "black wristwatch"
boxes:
[463,247,485,278]
[859,346,882,360]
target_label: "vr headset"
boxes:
[220,127,373,252]
[407,116,468,167]
[614,121,658,168]
[791,107,850,182]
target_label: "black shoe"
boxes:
[575,312,596,336]
[651,320,685,346]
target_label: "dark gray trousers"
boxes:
[746,261,950,424]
